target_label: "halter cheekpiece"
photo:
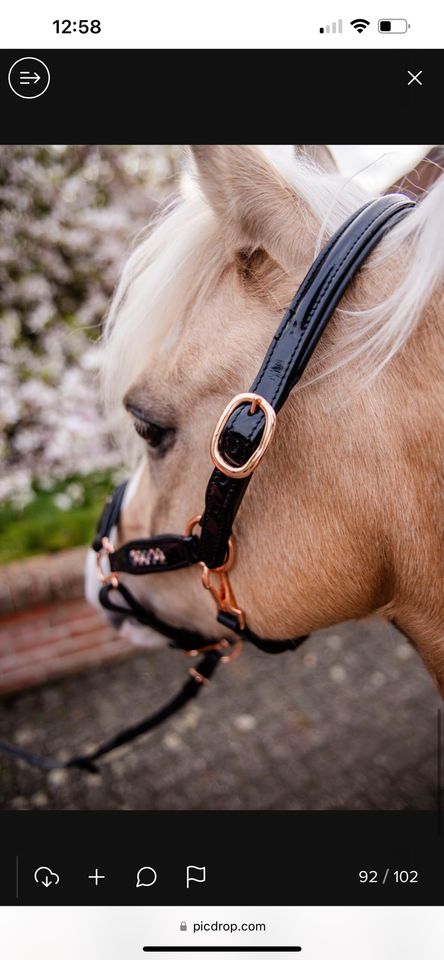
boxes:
[0,196,414,774]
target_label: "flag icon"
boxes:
[186,865,206,888]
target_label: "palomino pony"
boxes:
[87,145,444,696]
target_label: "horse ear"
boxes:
[294,145,337,171]
[189,144,312,268]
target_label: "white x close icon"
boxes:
[407,70,423,85]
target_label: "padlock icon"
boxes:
[180,922,187,932]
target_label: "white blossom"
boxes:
[53,492,73,511]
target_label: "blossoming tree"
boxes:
[0,145,178,514]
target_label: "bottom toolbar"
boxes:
[1,811,442,905]
[1,906,444,960]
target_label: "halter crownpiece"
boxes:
[0,195,415,774]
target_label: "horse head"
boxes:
[86,145,444,693]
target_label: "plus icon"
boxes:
[88,868,105,886]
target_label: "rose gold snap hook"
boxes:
[200,565,246,632]
[185,519,246,635]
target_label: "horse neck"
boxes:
[234,261,443,645]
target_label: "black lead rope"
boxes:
[0,580,305,775]
[0,196,415,777]
[0,652,223,774]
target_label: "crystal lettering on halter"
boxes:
[129,547,167,567]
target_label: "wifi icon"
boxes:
[350,18,370,32]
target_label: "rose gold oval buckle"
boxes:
[96,536,120,588]
[210,392,277,480]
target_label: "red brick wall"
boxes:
[0,548,135,696]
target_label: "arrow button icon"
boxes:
[8,57,50,98]
[19,71,41,84]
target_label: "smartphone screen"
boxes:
[0,2,443,956]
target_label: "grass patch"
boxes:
[0,472,118,565]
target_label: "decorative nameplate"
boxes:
[129,547,167,567]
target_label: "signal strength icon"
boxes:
[350,18,370,32]
[319,19,343,34]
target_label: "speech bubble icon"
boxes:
[136,866,157,888]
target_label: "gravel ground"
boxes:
[0,618,440,811]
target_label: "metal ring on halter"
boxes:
[95,536,120,588]
[184,513,235,573]
[210,392,277,480]
[183,514,202,538]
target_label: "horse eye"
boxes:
[131,415,176,455]
[133,419,166,447]
[124,397,176,455]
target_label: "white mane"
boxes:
[102,147,444,415]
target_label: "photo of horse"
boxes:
[0,144,442,810]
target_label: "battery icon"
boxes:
[378,19,410,33]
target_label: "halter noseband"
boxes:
[0,196,414,774]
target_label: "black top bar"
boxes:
[1,50,440,143]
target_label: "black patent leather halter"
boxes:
[0,196,414,774]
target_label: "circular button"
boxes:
[8,57,50,99]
